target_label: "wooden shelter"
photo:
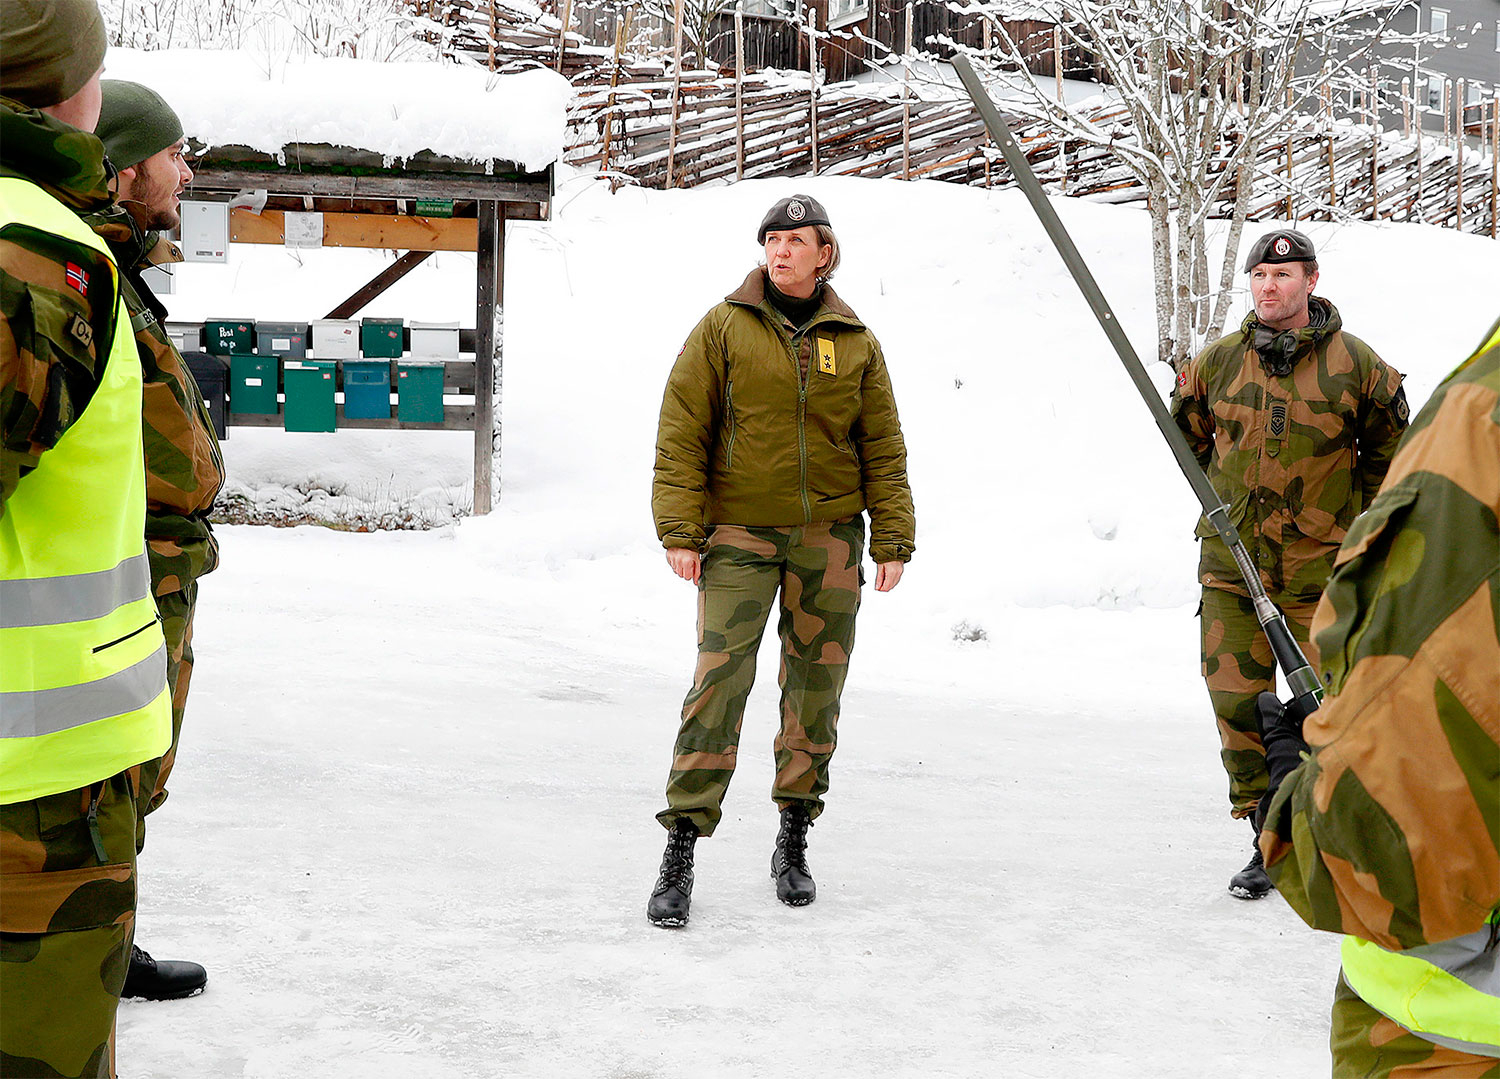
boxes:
[184,144,553,515]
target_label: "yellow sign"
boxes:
[817,336,836,376]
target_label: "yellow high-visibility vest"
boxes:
[0,176,170,804]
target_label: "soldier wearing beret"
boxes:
[84,79,224,1003]
[646,194,915,927]
[1,3,173,1075]
[1170,229,1409,901]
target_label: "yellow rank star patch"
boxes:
[816,336,836,376]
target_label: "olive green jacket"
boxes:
[653,270,915,563]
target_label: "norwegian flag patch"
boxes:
[1177,370,1188,387]
[64,263,88,296]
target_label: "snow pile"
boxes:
[103,49,570,169]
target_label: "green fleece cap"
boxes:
[96,80,184,169]
[0,0,107,109]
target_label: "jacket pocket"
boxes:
[724,380,737,469]
[92,616,160,655]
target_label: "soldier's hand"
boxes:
[1254,691,1316,831]
[874,561,904,592]
[665,547,702,585]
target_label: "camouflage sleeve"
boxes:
[1169,353,1213,469]
[0,235,115,512]
[854,342,914,563]
[1260,342,1500,951]
[651,309,724,552]
[1354,352,1409,504]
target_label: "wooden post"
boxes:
[1491,96,1498,239]
[1053,24,1062,102]
[667,0,684,189]
[556,0,574,72]
[473,200,501,515]
[1370,64,1380,220]
[1285,87,1294,220]
[1402,77,1410,137]
[808,7,819,175]
[735,1,745,181]
[1326,83,1336,220]
[1455,78,1464,229]
[1443,79,1451,146]
[983,16,993,188]
[901,2,912,180]
[487,0,497,71]
[601,13,628,188]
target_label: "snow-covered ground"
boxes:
[119,174,1499,1077]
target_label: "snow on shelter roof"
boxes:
[104,49,570,173]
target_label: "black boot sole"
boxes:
[648,913,689,927]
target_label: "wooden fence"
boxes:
[566,71,1500,236]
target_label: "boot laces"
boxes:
[780,808,811,872]
[656,825,696,891]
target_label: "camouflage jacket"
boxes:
[1260,317,1500,951]
[83,207,224,595]
[1171,299,1408,600]
[0,99,121,512]
[653,270,916,563]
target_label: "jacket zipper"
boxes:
[788,330,812,524]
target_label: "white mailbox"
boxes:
[311,319,360,359]
[409,320,459,358]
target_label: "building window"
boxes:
[741,0,795,16]
[1430,8,1448,38]
[1426,79,1443,110]
[827,0,869,28]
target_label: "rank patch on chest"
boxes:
[816,336,836,376]
[64,262,89,296]
[1268,401,1288,438]
[68,313,94,348]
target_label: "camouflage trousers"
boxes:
[658,518,864,837]
[135,581,197,846]
[1199,585,1321,820]
[1331,972,1500,1077]
[0,772,139,1079]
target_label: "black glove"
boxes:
[1254,690,1317,832]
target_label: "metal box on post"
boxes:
[229,356,278,415]
[408,321,459,358]
[341,361,392,420]
[183,352,229,439]
[311,319,359,359]
[396,360,445,424]
[166,321,202,354]
[204,317,254,356]
[255,321,308,359]
[282,360,336,432]
[360,317,404,359]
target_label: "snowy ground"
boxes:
[118,174,1498,1077]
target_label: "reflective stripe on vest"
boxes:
[0,176,170,804]
[0,550,151,629]
[1341,929,1500,1058]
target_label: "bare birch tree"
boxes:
[950,0,1424,368]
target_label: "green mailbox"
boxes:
[397,360,445,424]
[282,360,336,432]
[205,318,255,356]
[229,356,278,415]
[360,317,404,359]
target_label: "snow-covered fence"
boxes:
[565,72,1500,237]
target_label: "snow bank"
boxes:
[104,49,570,169]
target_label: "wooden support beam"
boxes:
[231,209,478,252]
[473,201,501,516]
[189,166,549,205]
[323,251,434,319]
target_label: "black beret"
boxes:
[1243,229,1317,272]
[757,194,831,244]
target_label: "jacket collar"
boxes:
[1239,295,1342,353]
[725,268,866,332]
[0,97,113,214]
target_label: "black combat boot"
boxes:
[647,819,699,928]
[1228,827,1274,900]
[771,803,815,907]
[122,945,208,1000]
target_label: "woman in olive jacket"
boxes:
[646,194,915,928]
